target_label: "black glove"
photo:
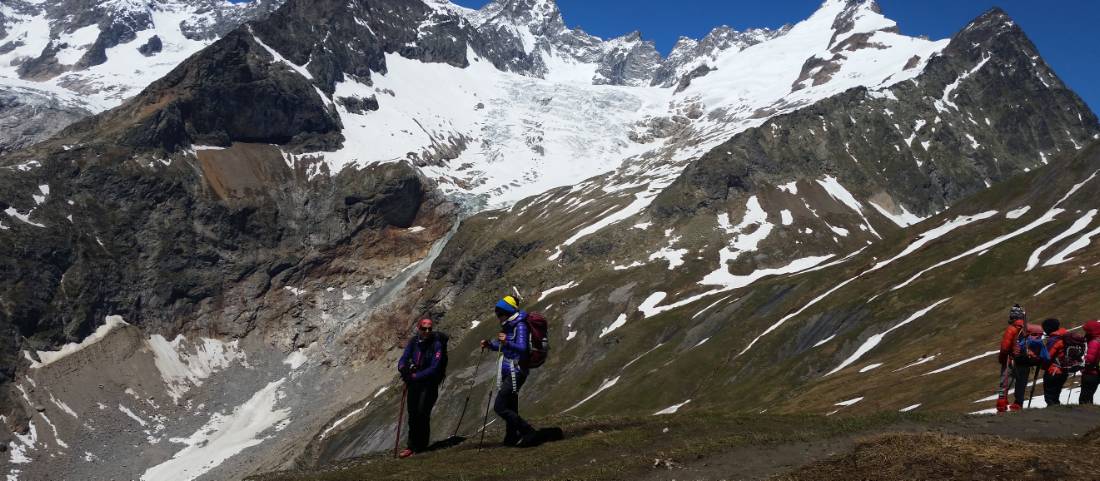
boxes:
[399,366,410,380]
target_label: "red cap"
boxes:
[418,318,433,329]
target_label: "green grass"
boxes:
[253,410,946,481]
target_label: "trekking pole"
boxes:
[1027,365,1040,408]
[451,346,487,438]
[478,339,505,452]
[394,384,408,458]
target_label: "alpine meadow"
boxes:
[2,0,1100,480]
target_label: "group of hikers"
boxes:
[391,299,1100,458]
[394,295,548,458]
[997,304,1100,411]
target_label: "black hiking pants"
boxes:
[1043,371,1068,406]
[407,381,440,452]
[1082,374,1100,405]
[1012,358,1039,406]
[494,370,533,443]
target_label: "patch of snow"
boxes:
[537,281,577,302]
[892,355,938,372]
[1033,283,1056,297]
[119,404,148,427]
[692,295,734,320]
[4,207,46,228]
[283,350,308,370]
[1042,222,1100,268]
[146,335,247,403]
[923,350,998,375]
[892,209,1062,291]
[141,379,291,481]
[899,404,921,412]
[825,298,950,376]
[816,176,880,238]
[49,392,78,419]
[812,334,836,348]
[406,226,426,233]
[599,314,629,338]
[835,397,863,407]
[868,201,925,227]
[563,376,620,413]
[1006,206,1031,219]
[692,338,710,349]
[623,343,664,369]
[33,316,128,367]
[632,222,652,230]
[777,181,798,195]
[859,363,883,373]
[320,401,371,440]
[780,209,794,226]
[654,399,691,415]
[1055,170,1099,207]
[565,330,577,341]
[1027,209,1096,270]
[649,245,690,270]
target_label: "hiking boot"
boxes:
[502,433,520,446]
[515,431,540,448]
[1009,403,1023,412]
[398,448,414,459]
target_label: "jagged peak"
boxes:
[479,0,564,28]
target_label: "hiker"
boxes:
[397,318,446,458]
[1081,320,1100,405]
[1041,318,1069,406]
[1010,324,1050,409]
[997,304,1028,411]
[480,295,538,447]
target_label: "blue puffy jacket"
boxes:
[488,312,529,378]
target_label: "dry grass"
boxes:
[780,430,1100,481]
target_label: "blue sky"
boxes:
[450,0,1100,114]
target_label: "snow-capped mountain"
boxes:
[1,0,1099,480]
[0,0,284,153]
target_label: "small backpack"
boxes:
[522,312,550,369]
[1055,333,1087,373]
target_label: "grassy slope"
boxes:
[255,406,1100,481]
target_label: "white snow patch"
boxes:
[599,314,629,338]
[49,392,78,419]
[816,176,880,238]
[868,201,925,227]
[1027,209,1096,270]
[623,343,664,369]
[654,399,691,415]
[649,246,690,270]
[777,181,798,195]
[1042,222,1100,268]
[899,404,921,412]
[923,350,998,375]
[780,209,794,226]
[1054,170,1099,207]
[892,209,1062,291]
[141,379,290,481]
[119,404,148,427]
[321,400,371,440]
[892,355,938,372]
[283,350,308,370]
[146,335,247,403]
[835,397,863,407]
[812,334,837,348]
[1006,206,1031,219]
[565,330,577,341]
[4,207,46,228]
[859,363,883,373]
[825,298,950,376]
[563,376,620,413]
[692,338,710,349]
[537,281,577,302]
[33,316,128,367]
[1033,283,1056,297]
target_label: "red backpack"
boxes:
[522,312,550,369]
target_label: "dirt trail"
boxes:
[640,407,1100,481]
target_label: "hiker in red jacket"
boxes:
[1081,320,1100,405]
[1041,318,1069,406]
[997,305,1028,412]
